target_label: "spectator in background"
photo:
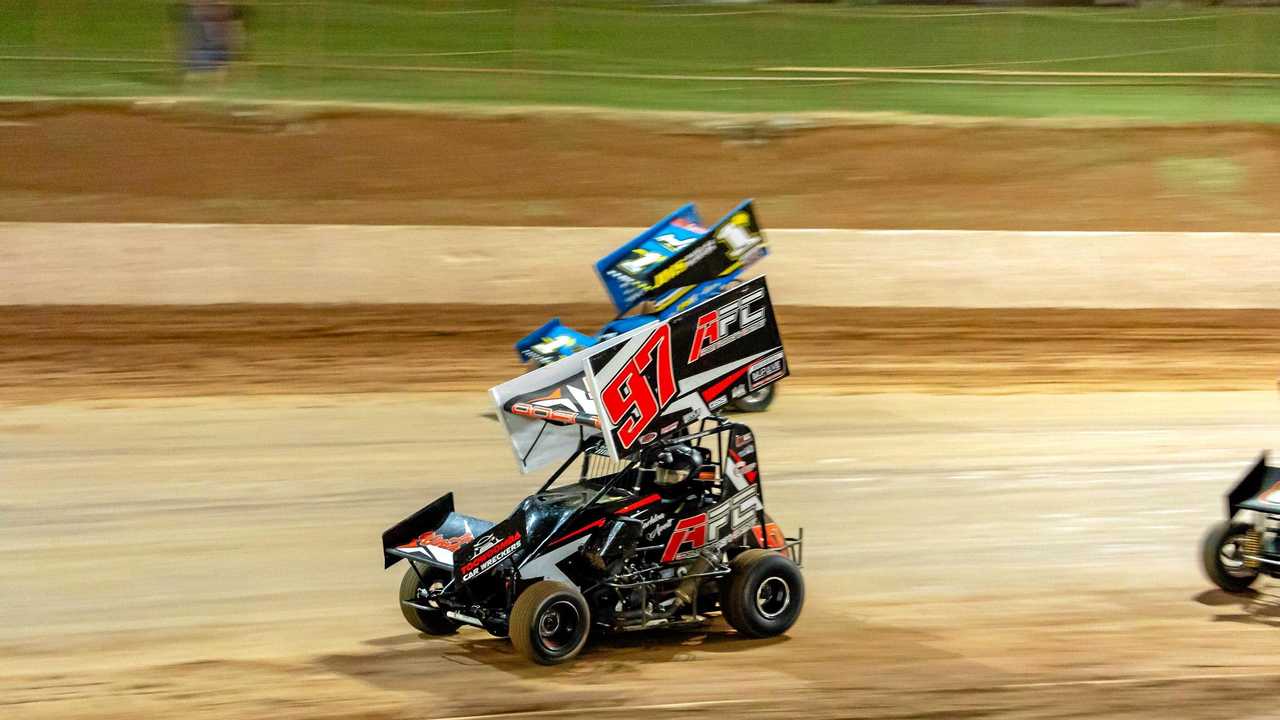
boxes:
[179,1,246,85]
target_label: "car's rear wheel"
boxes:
[722,549,804,638]
[399,564,461,635]
[732,385,775,413]
[510,581,591,665]
[1201,520,1260,593]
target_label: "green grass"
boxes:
[3,1,1280,121]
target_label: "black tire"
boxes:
[722,549,804,638]
[732,385,775,413]
[399,564,461,635]
[1201,520,1260,593]
[509,581,591,665]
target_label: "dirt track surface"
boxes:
[5,391,1280,720]
[8,104,1280,719]
[3,304,1279,404]
[5,108,1280,230]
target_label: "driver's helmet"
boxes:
[653,444,706,486]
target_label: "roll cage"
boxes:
[527,416,786,567]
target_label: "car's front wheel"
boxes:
[509,581,591,664]
[722,549,804,638]
[1201,520,1260,593]
[399,564,461,635]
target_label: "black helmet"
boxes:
[653,444,706,486]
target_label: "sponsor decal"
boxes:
[660,485,762,563]
[708,395,728,410]
[670,217,707,234]
[400,530,474,553]
[460,532,523,581]
[734,432,754,448]
[687,287,768,362]
[653,241,717,290]
[643,515,674,541]
[638,431,658,445]
[646,519,675,541]
[605,268,650,305]
[662,515,706,564]
[727,447,759,484]
[509,402,600,427]
[507,383,600,427]
[747,351,786,391]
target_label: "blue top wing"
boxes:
[594,200,768,315]
[514,318,597,363]
[594,203,708,314]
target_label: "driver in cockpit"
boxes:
[644,443,719,514]
[583,443,717,571]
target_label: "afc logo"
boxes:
[688,288,767,363]
[660,486,762,563]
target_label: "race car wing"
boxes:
[491,275,788,471]
[514,318,596,364]
[584,274,787,460]
[595,200,768,316]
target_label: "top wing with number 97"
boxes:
[583,275,787,459]
[491,275,787,471]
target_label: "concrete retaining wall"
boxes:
[3,223,1279,307]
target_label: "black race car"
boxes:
[381,276,801,664]
[383,421,803,664]
[1201,453,1280,593]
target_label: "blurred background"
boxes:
[5,0,1280,119]
[4,2,1280,719]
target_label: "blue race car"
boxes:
[515,200,777,412]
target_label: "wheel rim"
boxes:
[538,600,581,653]
[755,576,791,619]
[740,389,770,405]
[1220,533,1257,579]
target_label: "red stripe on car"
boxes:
[614,494,660,515]
[550,518,605,546]
[701,366,750,403]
